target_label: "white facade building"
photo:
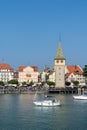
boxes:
[0,63,14,83]
[65,65,85,84]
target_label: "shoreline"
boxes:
[0,90,46,94]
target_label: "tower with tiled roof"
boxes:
[54,39,66,88]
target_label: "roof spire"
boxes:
[55,35,65,60]
[59,32,61,42]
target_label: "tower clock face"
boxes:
[59,67,61,70]
[58,67,61,75]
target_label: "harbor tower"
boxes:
[54,39,66,88]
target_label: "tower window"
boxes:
[56,60,59,63]
[61,60,63,63]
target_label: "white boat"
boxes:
[73,95,87,100]
[73,87,87,100]
[34,99,61,106]
[33,91,61,106]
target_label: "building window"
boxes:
[61,60,63,63]
[26,74,31,77]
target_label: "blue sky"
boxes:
[0,0,87,71]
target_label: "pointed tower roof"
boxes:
[55,40,65,60]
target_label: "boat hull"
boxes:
[34,100,60,106]
[73,95,87,100]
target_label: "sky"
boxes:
[0,0,87,71]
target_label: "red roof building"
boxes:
[0,63,14,82]
[65,65,85,83]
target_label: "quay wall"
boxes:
[0,87,86,94]
[49,88,78,94]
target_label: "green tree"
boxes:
[73,81,79,86]
[8,80,18,85]
[22,82,27,86]
[29,81,34,86]
[83,65,87,77]
[83,65,87,82]
[0,81,4,86]
[47,81,55,86]
[65,81,71,86]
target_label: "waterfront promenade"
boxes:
[0,86,45,94]
[0,86,86,94]
[0,86,87,94]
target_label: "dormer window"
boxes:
[74,70,79,74]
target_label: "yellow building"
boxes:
[18,66,40,83]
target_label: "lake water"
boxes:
[0,93,87,130]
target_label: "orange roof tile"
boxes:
[0,63,14,72]
[18,66,26,71]
[67,65,83,75]
[31,66,38,71]
[18,66,38,72]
